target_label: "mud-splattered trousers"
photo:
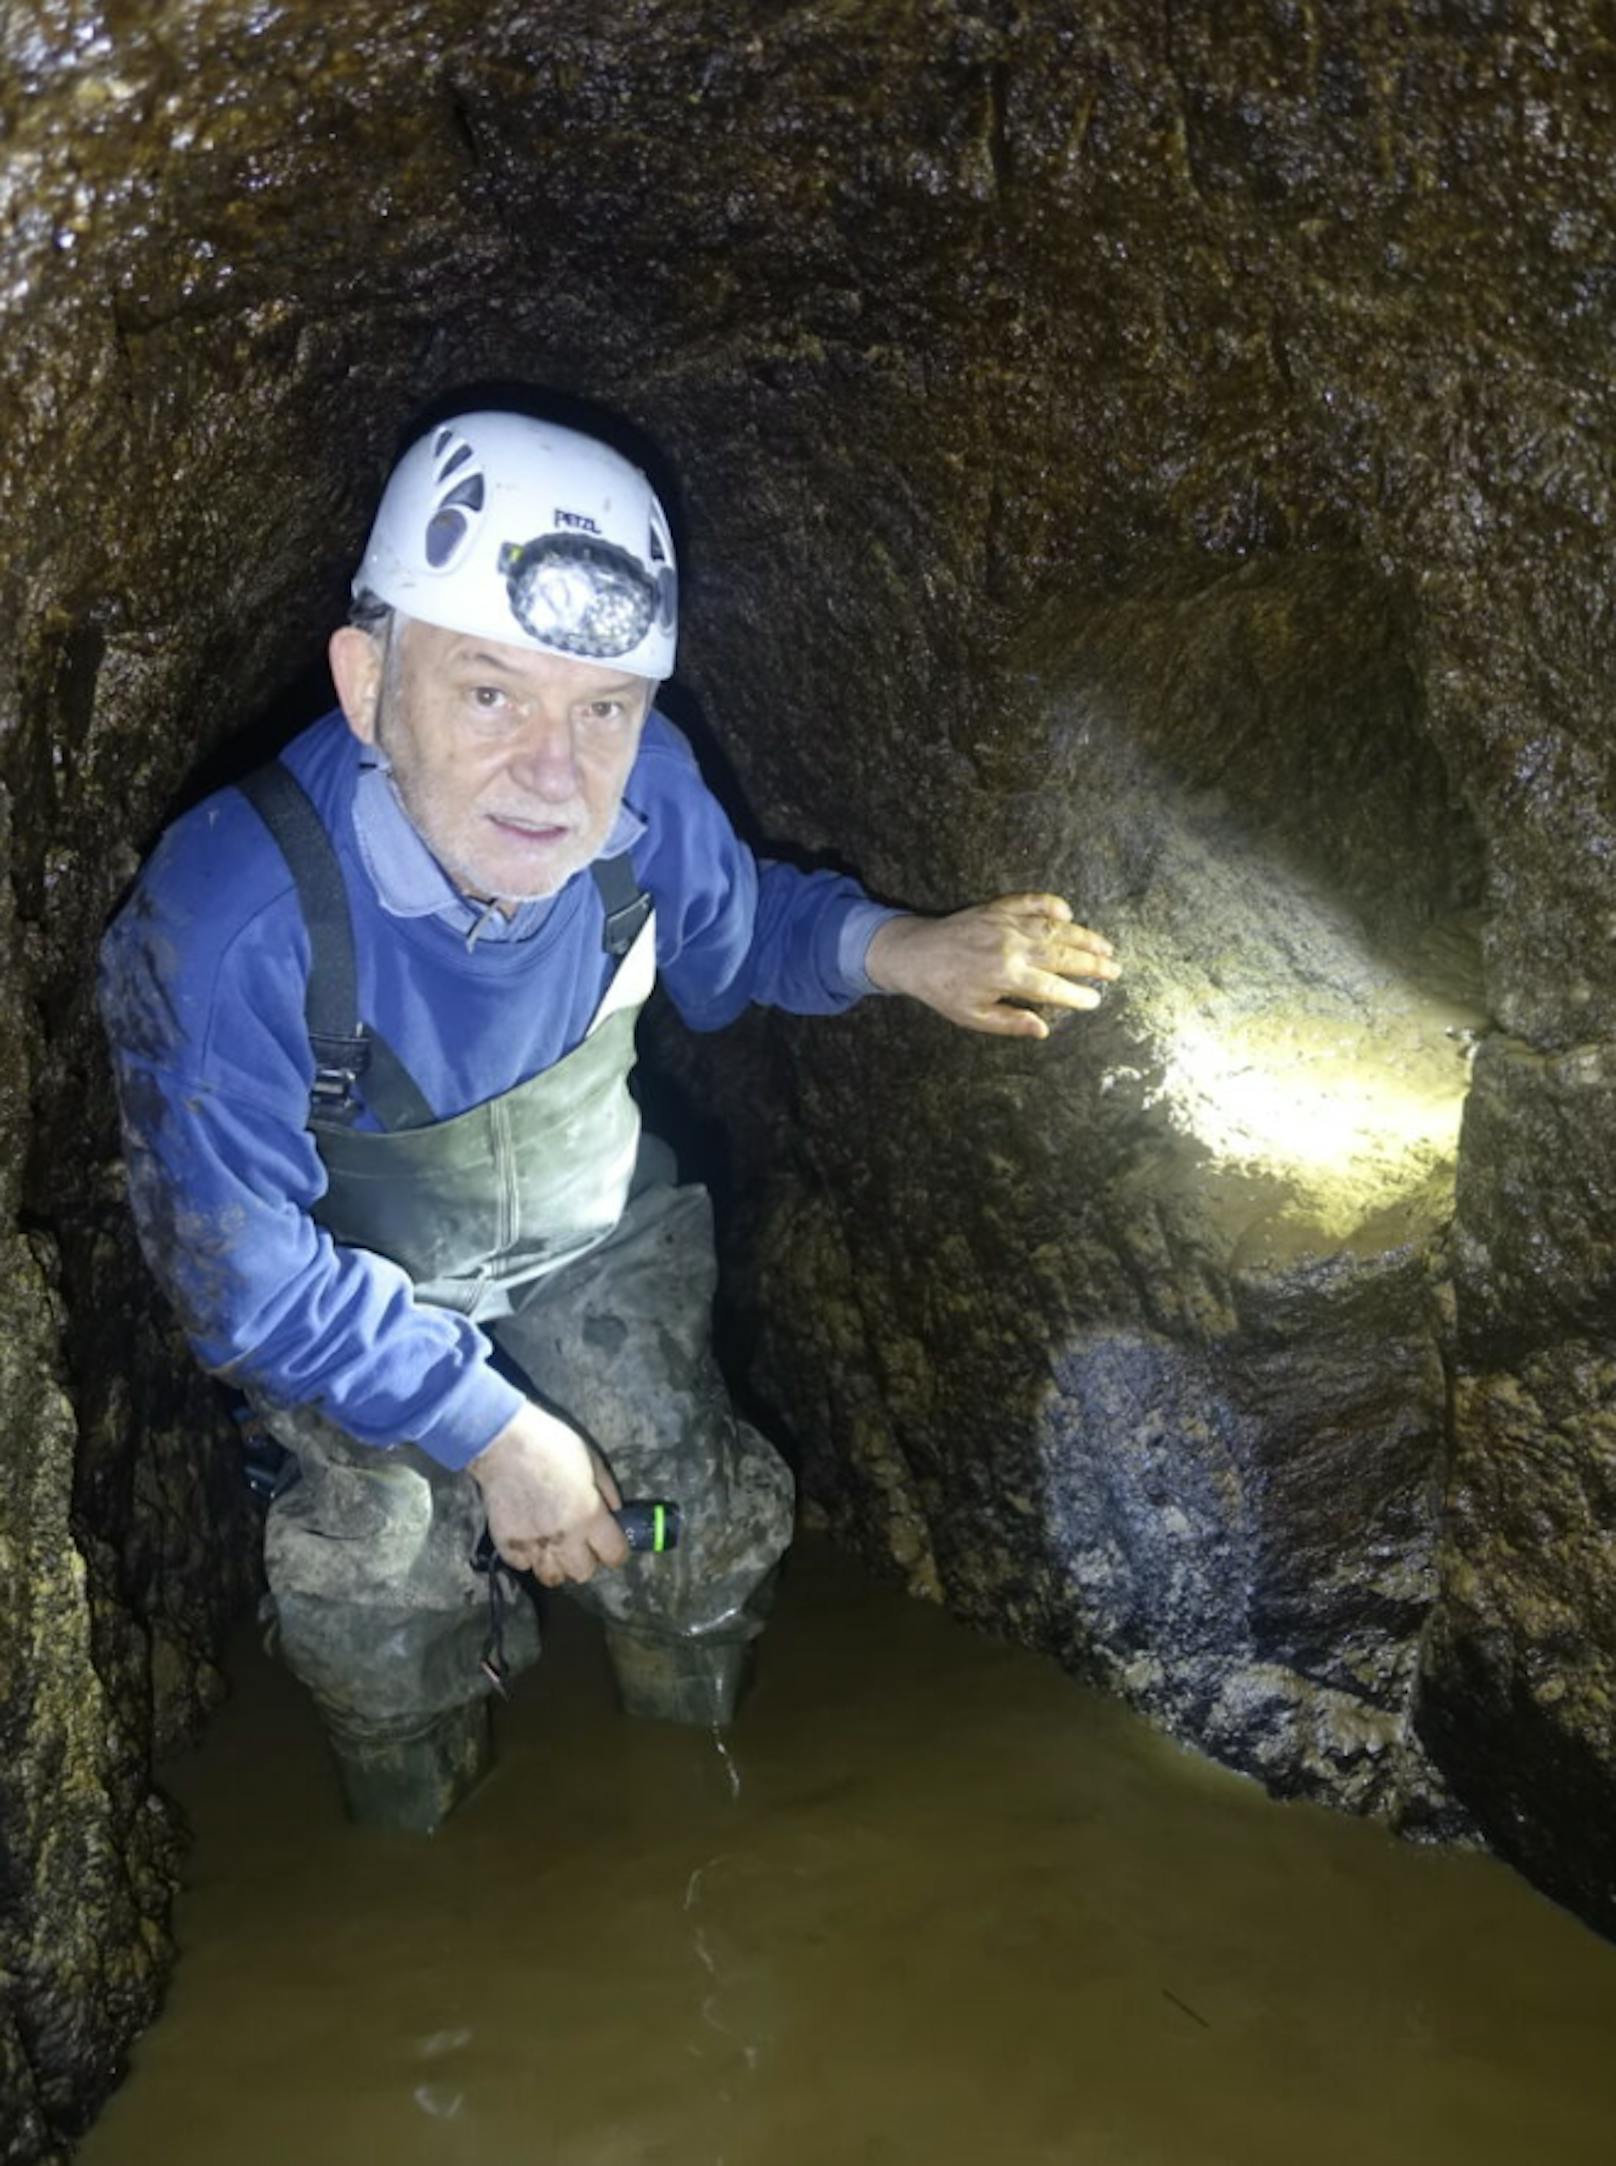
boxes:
[261,1143,794,1753]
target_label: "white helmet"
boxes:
[353,410,678,679]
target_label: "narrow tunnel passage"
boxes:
[5,2,1616,2154]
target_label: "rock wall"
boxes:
[3,0,1615,2150]
[716,549,1485,1825]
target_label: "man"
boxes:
[100,409,1118,1831]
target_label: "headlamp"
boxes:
[499,534,658,660]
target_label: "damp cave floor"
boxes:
[79,1536,1616,2166]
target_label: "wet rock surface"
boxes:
[3,0,1616,2149]
[724,575,1481,1830]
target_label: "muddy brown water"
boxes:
[82,1539,1616,2165]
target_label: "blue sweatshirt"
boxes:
[99,707,892,1469]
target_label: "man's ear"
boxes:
[329,625,386,745]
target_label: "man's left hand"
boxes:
[866,892,1118,1039]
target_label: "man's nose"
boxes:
[508,709,580,801]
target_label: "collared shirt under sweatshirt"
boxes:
[98,707,897,1471]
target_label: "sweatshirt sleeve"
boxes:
[98,859,522,1471]
[638,722,906,1031]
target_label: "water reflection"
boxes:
[82,1539,1616,2166]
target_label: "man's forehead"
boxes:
[412,622,647,698]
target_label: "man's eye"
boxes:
[583,700,625,723]
[466,686,521,728]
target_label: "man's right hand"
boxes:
[468,1403,629,1586]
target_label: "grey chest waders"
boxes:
[241,762,795,1824]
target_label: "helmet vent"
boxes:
[422,439,486,572]
[648,503,676,631]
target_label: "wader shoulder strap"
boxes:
[591,851,652,958]
[236,763,436,1134]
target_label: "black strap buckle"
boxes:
[308,1031,370,1125]
[590,851,652,960]
[601,891,653,959]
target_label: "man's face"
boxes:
[335,618,651,903]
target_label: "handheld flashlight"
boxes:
[614,1499,683,1553]
[472,1500,682,1575]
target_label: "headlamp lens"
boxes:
[499,535,656,659]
